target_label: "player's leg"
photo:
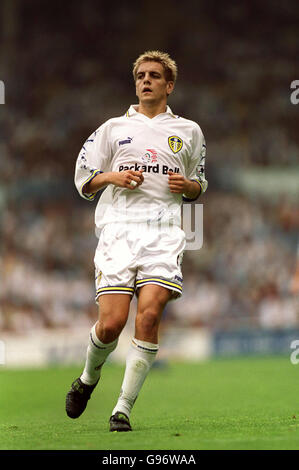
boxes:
[134,284,172,343]
[109,285,171,431]
[81,293,131,384]
[66,294,131,419]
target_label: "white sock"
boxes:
[112,337,159,418]
[80,323,118,386]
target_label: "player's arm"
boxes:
[168,172,202,199]
[74,127,109,201]
[84,169,144,194]
[74,124,143,200]
[179,125,208,202]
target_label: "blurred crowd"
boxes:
[0,0,298,332]
[168,194,299,330]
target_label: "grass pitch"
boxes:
[1,356,299,450]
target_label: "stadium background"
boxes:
[1,0,299,366]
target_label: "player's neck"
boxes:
[137,101,167,119]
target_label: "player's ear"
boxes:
[166,81,174,96]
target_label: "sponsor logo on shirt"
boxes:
[119,148,180,174]
[141,149,158,164]
[119,163,180,174]
[168,135,183,153]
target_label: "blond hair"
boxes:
[133,50,178,83]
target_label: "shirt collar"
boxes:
[126,104,176,118]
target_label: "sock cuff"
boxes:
[90,324,118,350]
[132,337,159,355]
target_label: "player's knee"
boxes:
[136,309,160,334]
[97,318,125,343]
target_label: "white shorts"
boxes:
[94,223,186,302]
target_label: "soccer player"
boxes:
[66,50,208,432]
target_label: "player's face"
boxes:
[135,61,174,105]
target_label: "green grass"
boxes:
[1,356,299,450]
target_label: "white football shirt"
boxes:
[74,105,207,229]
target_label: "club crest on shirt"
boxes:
[168,135,183,154]
[168,135,183,153]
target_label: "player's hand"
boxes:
[111,169,144,190]
[167,171,189,193]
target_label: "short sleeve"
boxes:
[74,122,112,201]
[183,124,208,202]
